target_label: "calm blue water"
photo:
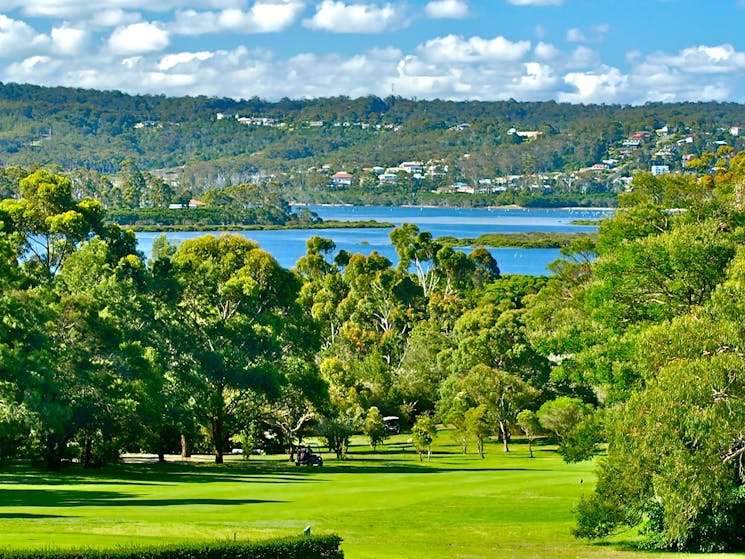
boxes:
[135,205,612,275]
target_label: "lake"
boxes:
[135,205,612,275]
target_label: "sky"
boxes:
[1,0,744,104]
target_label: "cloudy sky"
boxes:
[0,0,743,104]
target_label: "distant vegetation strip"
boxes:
[438,231,597,249]
[105,207,392,231]
[127,219,393,232]
[570,219,606,225]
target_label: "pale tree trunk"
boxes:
[499,420,511,452]
[180,433,190,458]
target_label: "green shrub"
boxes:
[0,535,343,559]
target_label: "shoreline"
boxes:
[292,202,616,211]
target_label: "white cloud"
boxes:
[559,66,628,103]
[417,35,531,63]
[303,1,407,33]
[158,51,214,71]
[646,44,745,74]
[0,14,49,57]
[219,2,305,32]
[566,27,584,42]
[506,0,563,5]
[170,2,305,36]
[534,41,559,61]
[517,61,558,92]
[89,9,142,29]
[108,22,169,55]
[565,46,600,69]
[2,10,745,108]
[566,24,610,43]
[425,0,469,19]
[0,0,244,18]
[51,26,88,55]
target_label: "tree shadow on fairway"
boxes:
[0,462,321,488]
[0,489,285,508]
[0,513,72,519]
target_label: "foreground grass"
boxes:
[0,436,735,558]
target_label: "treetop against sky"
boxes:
[0,0,744,104]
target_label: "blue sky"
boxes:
[0,0,744,104]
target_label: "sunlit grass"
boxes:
[0,434,735,558]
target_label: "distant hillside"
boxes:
[1,82,744,207]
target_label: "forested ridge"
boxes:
[3,82,745,208]
[2,151,745,551]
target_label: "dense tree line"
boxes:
[2,83,745,207]
[1,158,745,550]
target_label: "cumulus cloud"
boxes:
[0,0,243,18]
[417,35,531,64]
[560,66,628,103]
[89,9,142,29]
[534,41,560,61]
[2,5,745,108]
[158,51,214,71]
[171,1,305,35]
[0,14,49,56]
[646,44,745,74]
[425,0,469,19]
[303,1,407,33]
[108,22,169,55]
[51,26,88,55]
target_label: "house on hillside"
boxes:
[400,161,424,174]
[330,172,353,188]
[378,173,398,186]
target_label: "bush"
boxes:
[0,535,344,559]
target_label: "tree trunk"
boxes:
[83,436,93,468]
[528,440,534,458]
[212,415,224,464]
[45,433,62,470]
[500,421,511,453]
[180,433,190,458]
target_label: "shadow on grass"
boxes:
[0,489,285,508]
[0,513,72,519]
[0,461,322,487]
[0,453,552,486]
[304,461,538,475]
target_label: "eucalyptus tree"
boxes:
[0,169,104,281]
[164,234,313,463]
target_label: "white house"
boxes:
[330,172,353,188]
[400,161,424,174]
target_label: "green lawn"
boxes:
[0,436,735,558]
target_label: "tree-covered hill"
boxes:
[3,82,745,185]
[2,82,745,210]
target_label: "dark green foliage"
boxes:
[0,536,344,559]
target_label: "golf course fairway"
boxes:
[0,436,735,558]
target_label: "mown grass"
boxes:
[0,435,735,558]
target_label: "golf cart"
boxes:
[295,444,323,467]
[383,415,400,434]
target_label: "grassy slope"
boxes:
[0,436,734,559]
